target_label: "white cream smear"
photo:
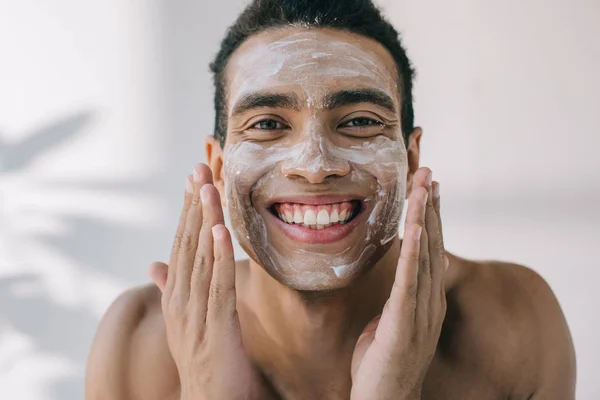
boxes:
[223,29,408,290]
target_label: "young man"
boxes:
[86,1,576,399]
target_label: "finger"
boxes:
[425,180,445,314]
[206,224,237,325]
[164,174,193,299]
[411,167,432,194]
[413,173,446,311]
[190,183,225,319]
[149,262,168,293]
[432,181,444,250]
[174,164,213,301]
[389,186,428,323]
[404,167,431,226]
[389,222,422,325]
[432,181,448,314]
[416,175,432,326]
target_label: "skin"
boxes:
[222,29,408,290]
[85,28,576,400]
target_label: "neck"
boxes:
[237,238,401,395]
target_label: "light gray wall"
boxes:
[0,0,598,398]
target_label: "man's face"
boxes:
[220,27,409,291]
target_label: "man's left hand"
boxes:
[350,167,447,400]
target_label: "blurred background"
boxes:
[0,0,598,398]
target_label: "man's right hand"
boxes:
[149,163,267,400]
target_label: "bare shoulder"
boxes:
[85,284,179,400]
[445,255,576,398]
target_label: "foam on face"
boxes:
[228,30,398,113]
[223,29,408,290]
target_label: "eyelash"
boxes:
[250,117,384,131]
[251,119,289,130]
[340,117,384,128]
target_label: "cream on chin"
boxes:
[222,134,407,289]
[220,29,407,289]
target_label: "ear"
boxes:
[405,127,423,198]
[205,136,226,206]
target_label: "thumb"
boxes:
[148,262,168,293]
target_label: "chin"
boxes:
[244,234,393,292]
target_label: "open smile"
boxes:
[267,197,366,244]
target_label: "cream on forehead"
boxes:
[227,30,398,110]
[220,30,406,290]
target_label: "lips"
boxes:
[266,197,365,244]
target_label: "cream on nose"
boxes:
[281,136,350,182]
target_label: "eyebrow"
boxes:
[231,92,300,116]
[323,89,397,114]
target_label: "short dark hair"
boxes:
[210,0,416,147]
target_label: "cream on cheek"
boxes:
[223,31,406,288]
[335,138,407,246]
[223,134,407,288]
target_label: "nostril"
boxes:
[281,160,350,183]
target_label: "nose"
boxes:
[281,136,351,184]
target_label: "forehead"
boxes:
[225,27,400,111]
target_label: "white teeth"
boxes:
[316,209,329,225]
[293,209,304,224]
[278,205,354,226]
[330,209,339,223]
[303,209,317,225]
[284,211,293,223]
[339,209,348,222]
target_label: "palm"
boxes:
[351,312,401,398]
[205,321,265,398]
[149,262,274,399]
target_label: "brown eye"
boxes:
[341,117,383,128]
[252,119,287,130]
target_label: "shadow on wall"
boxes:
[1,1,237,397]
[0,112,168,399]
[0,112,92,172]
[0,275,98,398]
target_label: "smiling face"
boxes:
[208,27,420,291]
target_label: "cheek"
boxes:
[369,146,408,187]
[339,137,408,190]
[223,144,263,230]
[224,142,282,197]
[347,140,407,241]
[223,142,294,237]
[371,156,407,221]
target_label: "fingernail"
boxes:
[192,165,201,182]
[185,175,193,194]
[200,184,210,204]
[426,171,433,186]
[414,225,423,241]
[212,224,225,240]
[433,182,440,198]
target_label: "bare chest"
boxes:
[265,360,509,400]
[147,352,510,400]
